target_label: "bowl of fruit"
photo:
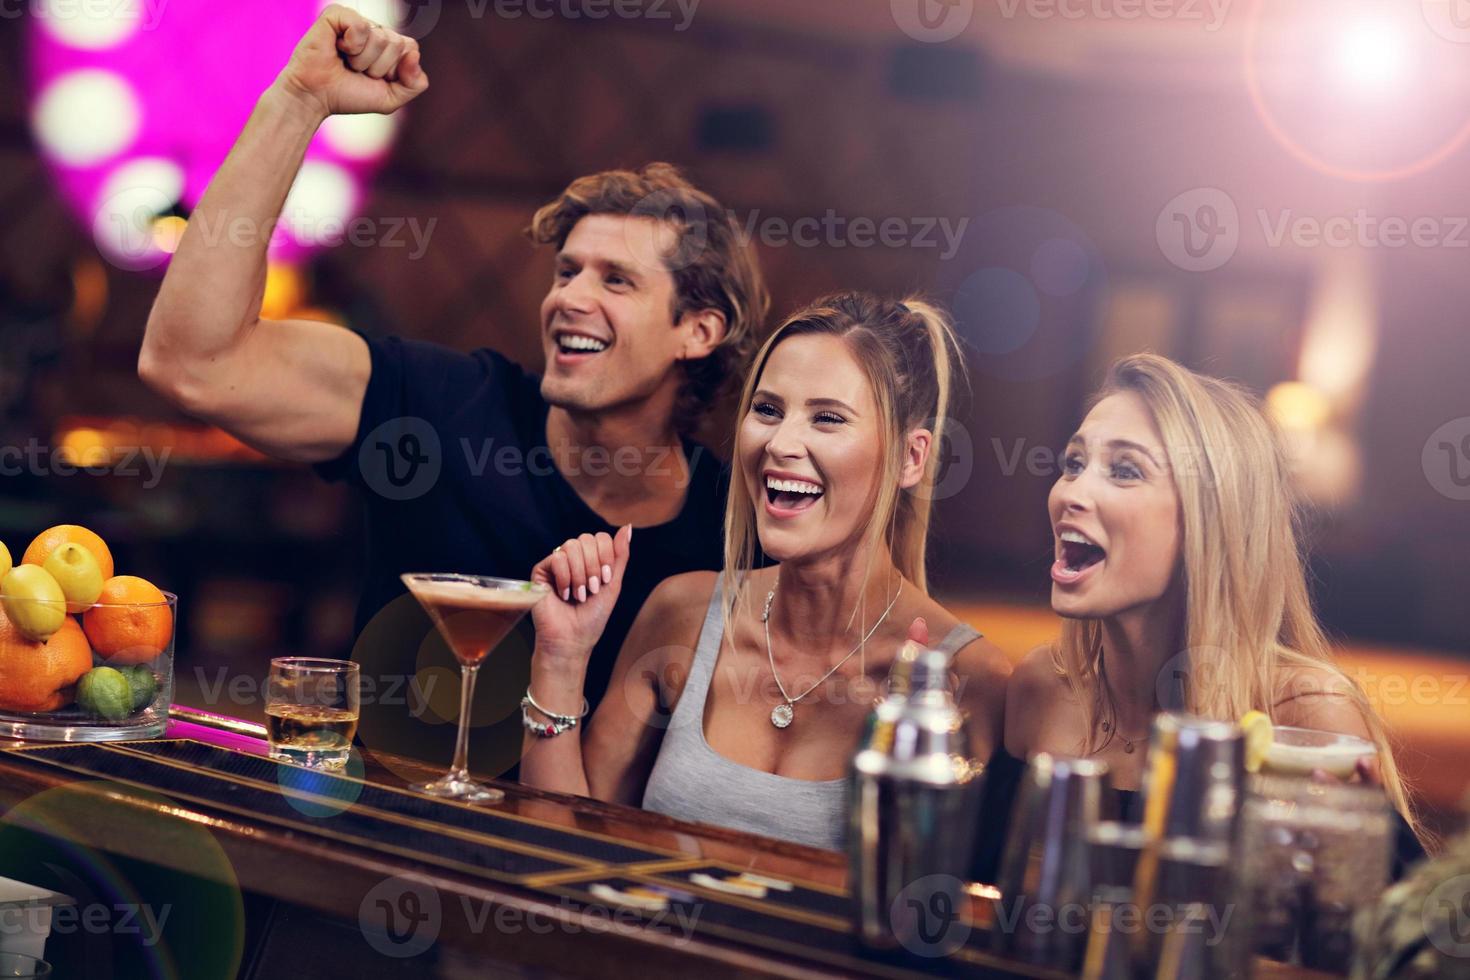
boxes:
[0,525,175,741]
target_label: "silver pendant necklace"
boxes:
[762,572,902,729]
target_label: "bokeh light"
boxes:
[27,0,405,273]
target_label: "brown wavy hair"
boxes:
[526,163,770,436]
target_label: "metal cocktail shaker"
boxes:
[849,642,982,955]
[991,753,1110,970]
[1136,712,1245,847]
[1131,712,1249,979]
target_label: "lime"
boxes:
[1240,710,1274,773]
[123,665,157,712]
[77,667,133,721]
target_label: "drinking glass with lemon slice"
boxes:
[1238,709,1378,779]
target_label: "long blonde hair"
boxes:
[1054,353,1427,846]
[721,293,963,627]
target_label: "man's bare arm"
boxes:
[138,6,429,463]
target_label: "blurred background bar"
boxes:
[0,0,1466,828]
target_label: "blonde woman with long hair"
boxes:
[519,293,1011,850]
[1002,352,1429,867]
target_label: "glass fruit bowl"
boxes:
[0,590,177,741]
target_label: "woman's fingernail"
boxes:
[562,588,570,602]
[589,577,600,595]
[578,585,587,603]
[602,564,612,582]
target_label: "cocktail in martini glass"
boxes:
[401,573,549,802]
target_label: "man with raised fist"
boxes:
[140,5,769,712]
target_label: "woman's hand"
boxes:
[529,526,632,664]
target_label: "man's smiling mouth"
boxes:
[552,329,611,357]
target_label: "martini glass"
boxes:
[401,573,549,802]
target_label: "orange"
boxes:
[0,613,93,713]
[83,576,173,666]
[23,525,114,581]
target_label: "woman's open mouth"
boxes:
[1052,529,1106,585]
[764,476,825,517]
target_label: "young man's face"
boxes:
[538,213,691,418]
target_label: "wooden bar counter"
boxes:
[0,715,1330,979]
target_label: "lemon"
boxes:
[1240,709,1273,773]
[0,542,11,580]
[77,666,133,721]
[43,543,104,614]
[1,565,68,641]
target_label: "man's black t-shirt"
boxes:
[315,335,727,713]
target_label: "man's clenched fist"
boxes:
[273,3,429,118]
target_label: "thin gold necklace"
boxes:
[1097,656,1150,753]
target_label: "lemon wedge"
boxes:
[1240,710,1273,773]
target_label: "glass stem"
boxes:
[449,664,478,780]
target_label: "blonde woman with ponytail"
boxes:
[520,293,1011,850]
[1002,352,1430,865]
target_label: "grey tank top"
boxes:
[640,575,982,851]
